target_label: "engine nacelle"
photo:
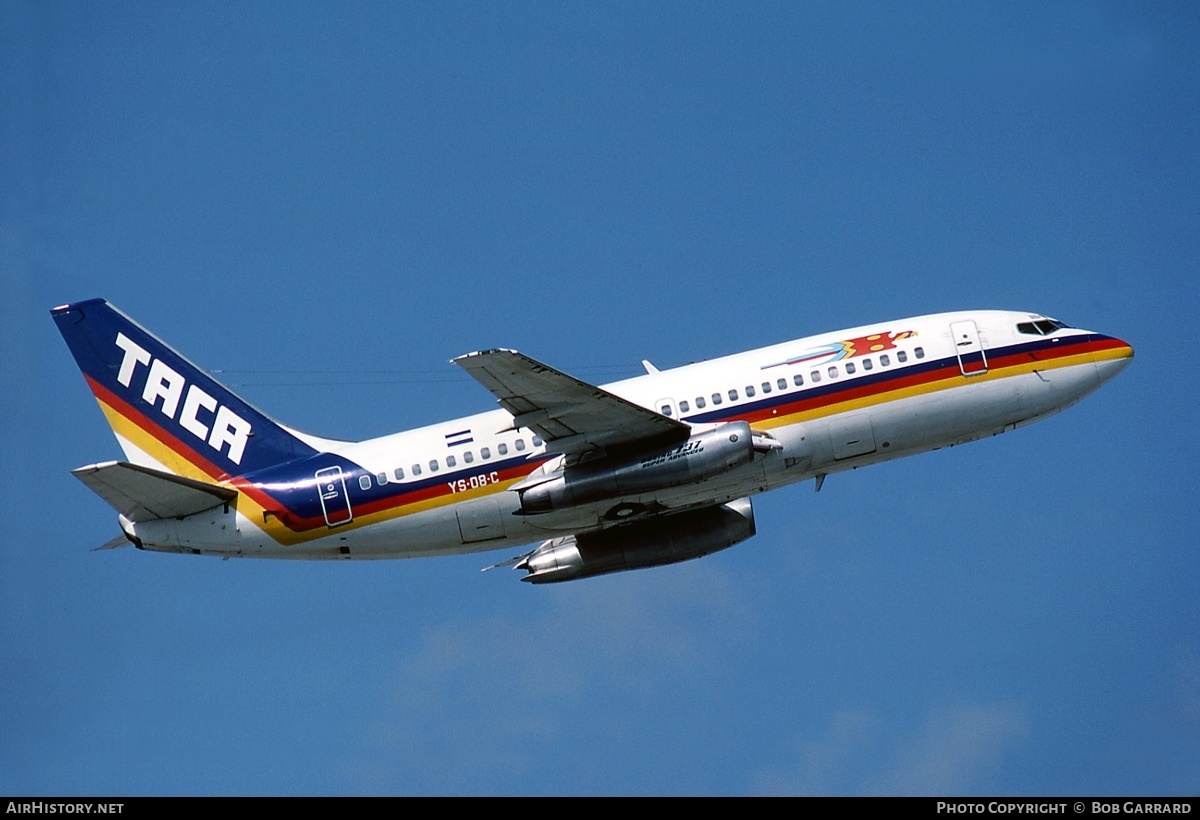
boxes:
[517,421,758,515]
[516,497,756,583]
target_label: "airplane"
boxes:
[52,299,1133,583]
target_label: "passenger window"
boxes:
[745,385,755,397]
[727,389,737,401]
[515,439,526,452]
[696,396,706,409]
[897,350,908,363]
[359,475,372,490]
[679,400,690,413]
[429,459,439,472]
[660,404,673,417]
[811,371,821,383]
[777,378,787,390]
[464,451,474,464]
[828,366,838,379]
[915,347,925,359]
[845,362,856,375]
[533,435,543,446]
[481,446,491,459]
[376,472,388,485]
[412,464,422,476]
[712,393,723,405]
[761,382,772,394]
[394,467,405,481]
[446,455,456,468]
[862,358,873,371]
[793,374,804,386]
[880,354,890,367]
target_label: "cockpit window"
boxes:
[1017,319,1068,336]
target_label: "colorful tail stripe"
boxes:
[53,299,317,479]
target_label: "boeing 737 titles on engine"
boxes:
[53,299,1132,583]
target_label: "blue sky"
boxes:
[2,2,1197,796]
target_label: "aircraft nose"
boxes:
[1090,333,1134,382]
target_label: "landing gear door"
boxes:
[315,466,353,527]
[951,320,988,376]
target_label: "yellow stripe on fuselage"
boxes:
[751,347,1101,432]
[100,343,1123,548]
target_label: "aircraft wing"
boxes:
[453,348,689,460]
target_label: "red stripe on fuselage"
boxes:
[89,333,1119,538]
[715,334,1111,427]
[231,457,548,534]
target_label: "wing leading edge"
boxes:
[452,348,689,462]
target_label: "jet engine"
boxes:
[515,421,773,515]
[515,497,756,583]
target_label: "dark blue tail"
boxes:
[52,299,318,480]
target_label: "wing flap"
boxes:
[453,348,689,459]
[72,461,237,522]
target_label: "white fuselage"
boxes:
[128,310,1132,560]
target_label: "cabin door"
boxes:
[315,466,353,527]
[950,320,988,376]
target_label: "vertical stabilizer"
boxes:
[52,299,318,480]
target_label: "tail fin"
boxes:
[52,299,319,481]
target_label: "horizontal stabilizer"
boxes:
[72,461,237,522]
